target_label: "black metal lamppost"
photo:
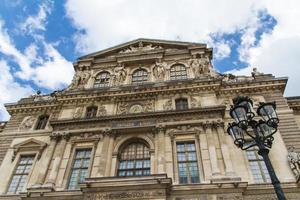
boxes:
[227,96,286,200]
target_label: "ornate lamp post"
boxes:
[227,96,286,200]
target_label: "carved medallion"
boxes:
[129,104,143,113]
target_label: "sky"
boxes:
[0,0,300,121]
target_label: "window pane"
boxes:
[170,65,187,80]
[247,148,270,183]
[132,69,148,83]
[68,149,91,190]
[7,155,35,194]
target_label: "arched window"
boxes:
[176,98,188,110]
[94,72,110,88]
[85,106,97,118]
[170,64,187,80]
[132,69,148,83]
[118,141,150,177]
[35,115,49,130]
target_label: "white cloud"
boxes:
[0,60,34,120]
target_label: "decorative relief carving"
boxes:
[97,105,107,116]
[191,97,201,108]
[73,107,83,118]
[119,42,162,54]
[112,63,127,86]
[117,100,155,115]
[50,132,70,141]
[153,59,167,80]
[85,190,164,200]
[68,67,91,89]
[163,99,173,110]
[19,116,36,130]
[167,125,202,134]
[72,132,102,141]
[287,146,300,182]
[189,54,212,78]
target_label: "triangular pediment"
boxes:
[78,38,208,60]
[13,138,47,149]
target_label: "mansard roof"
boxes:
[78,38,210,60]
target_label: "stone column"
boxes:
[32,133,58,187]
[44,132,70,187]
[104,131,115,176]
[205,123,221,177]
[155,126,166,173]
[216,123,235,176]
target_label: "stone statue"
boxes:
[189,54,212,78]
[69,68,91,89]
[287,146,300,182]
[19,116,36,130]
[252,67,264,77]
[113,63,127,86]
[153,59,167,80]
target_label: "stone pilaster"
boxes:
[154,126,166,173]
[104,131,116,176]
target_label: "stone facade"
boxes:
[0,38,300,200]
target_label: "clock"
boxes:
[129,104,143,113]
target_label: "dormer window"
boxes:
[94,72,110,88]
[170,64,187,80]
[85,106,97,118]
[132,69,148,83]
[175,98,188,110]
[35,115,49,130]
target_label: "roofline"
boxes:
[78,38,207,60]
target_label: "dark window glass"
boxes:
[85,106,97,118]
[176,142,200,184]
[94,72,110,88]
[170,64,187,80]
[68,149,92,190]
[132,69,148,83]
[246,147,271,183]
[7,155,35,194]
[175,98,188,110]
[118,142,150,177]
[35,115,49,130]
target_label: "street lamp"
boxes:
[227,96,286,200]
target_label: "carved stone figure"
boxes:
[189,54,212,78]
[190,97,201,108]
[19,116,36,130]
[119,42,162,54]
[252,67,264,77]
[98,105,107,116]
[153,59,167,80]
[163,99,173,110]
[113,63,127,86]
[287,146,300,182]
[69,68,91,89]
[144,100,155,112]
[73,107,83,118]
[117,102,129,114]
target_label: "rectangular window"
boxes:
[7,155,35,194]
[176,142,200,184]
[68,149,92,190]
[246,147,271,183]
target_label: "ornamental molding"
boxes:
[116,99,155,115]
[11,138,47,161]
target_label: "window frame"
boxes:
[35,115,49,130]
[170,64,188,81]
[94,71,110,88]
[6,153,37,194]
[175,98,189,110]
[246,147,271,183]
[131,69,148,84]
[85,106,98,118]
[117,141,151,177]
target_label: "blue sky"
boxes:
[0,0,300,120]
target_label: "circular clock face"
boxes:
[129,104,143,113]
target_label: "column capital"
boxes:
[50,131,70,141]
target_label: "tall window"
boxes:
[170,64,187,80]
[118,142,150,177]
[132,69,148,83]
[7,155,35,194]
[35,115,49,130]
[68,149,92,190]
[246,147,271,183]
[85,106,97,118]
[175,98,188,110]
[94,72,110,88]
[176,142,200,184]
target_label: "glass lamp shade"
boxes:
[257,102,279,128]
[256,120,276,139]
[230,105,248,129]
[233,96,255,119]
[227,123,245,148]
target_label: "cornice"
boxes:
[287,96,300,112]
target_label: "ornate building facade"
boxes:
[0,39,300,200]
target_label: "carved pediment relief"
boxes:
[12,138,47,161]
[117,100,155,115]
[119,41,163,54]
